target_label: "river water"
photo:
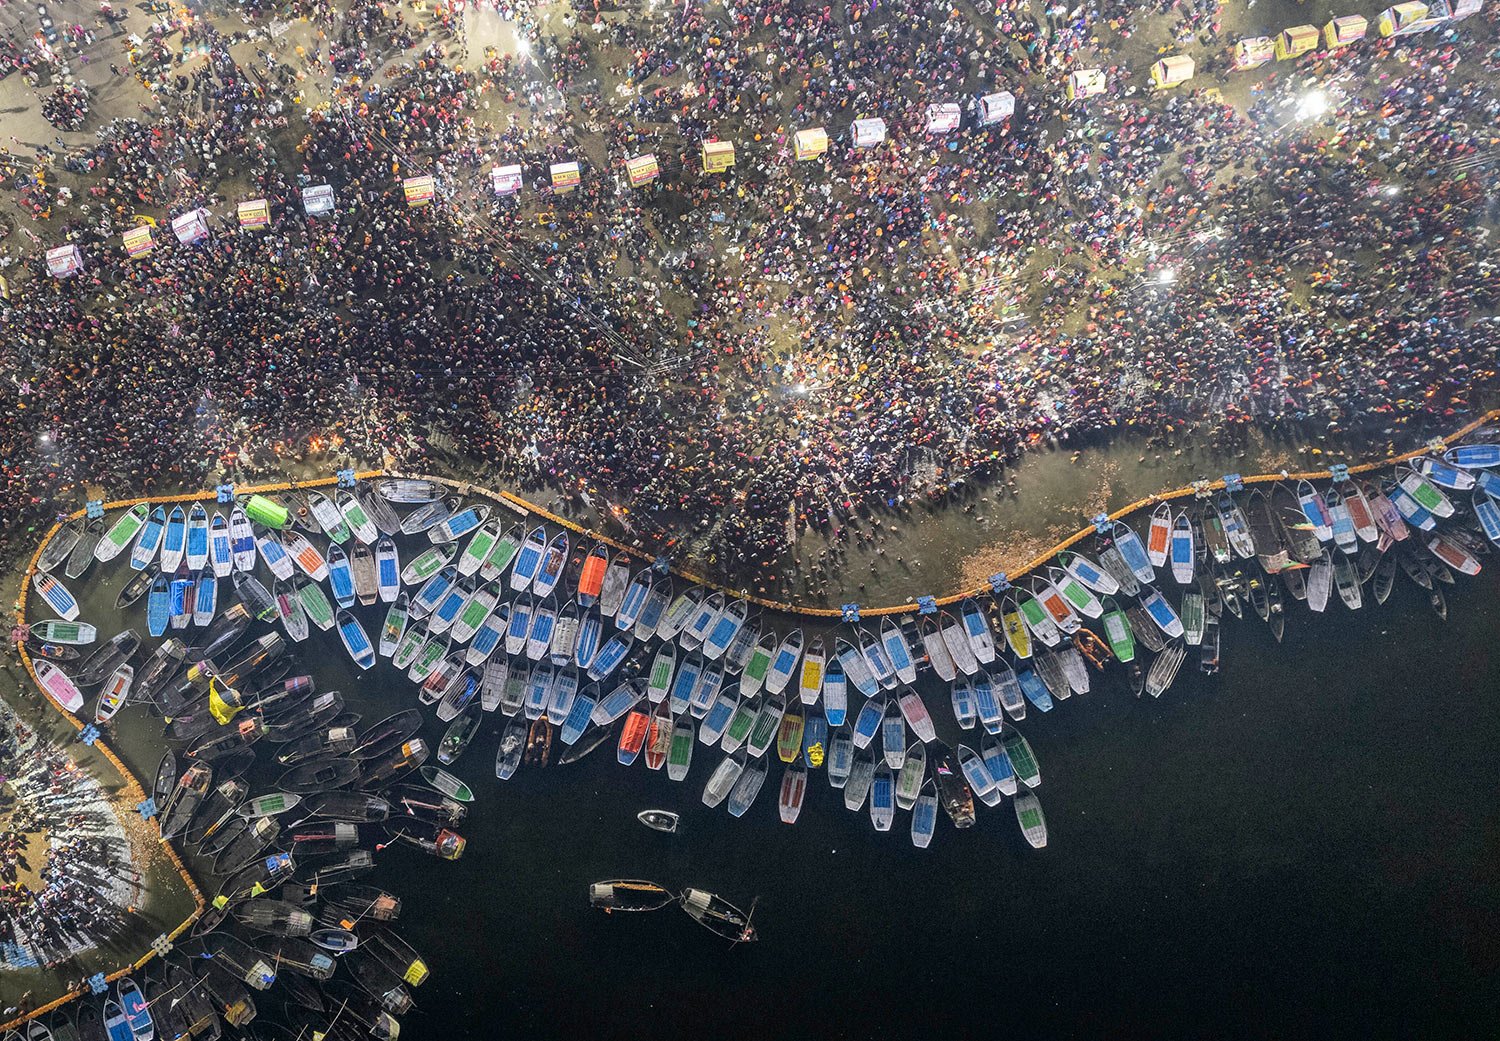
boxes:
[66,506,1499,1040]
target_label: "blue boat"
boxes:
[532,532,570,600]
[559,684,597,744]
[256,530,295,580]
[586,634,633,682]
[616,571,653,631]
[699,684,739,745]
[1476,470,1500,499]
[147,573,170,637]
[468,606,506,662]
[159,505,186,574]
[1447,443,1500,469]
[950,681,977,728]
[592,680,643,727]
[32,572,80,621]
[981,733,1016,796]
[1139,586,1185,639]
[411,565,458,618]
[870,766,895,831]
[1386,483,1437,531]
[823,657,848,727]
[185,503,210,571]
[524,663,555,719]
[1419,456,1475,490]
[634,580,669,636]
[826,725,854,787]
[668,655,703,714]
[574,610,602,669]
[103,1000,134,1041]
[509,526,547,592]
[327,543,356,608]
[526,601,557,659]
[1016,668,1054,712]
[117,978,153,1041]
[911,779,938,848]
[1111,521,1155,583]
[545,668,579,725]
[505,595,534,657]
[337,610,376,670]
[428,578,471,636]
[690,665,723,718]
[851,695,885,749]
[990,663,1026,722]
[130,506,166,571]
[193,570,218,627]
[801,712,828,768]
[167,568,192,630]
[1475,492,1500,547]
[971,678,1003,733]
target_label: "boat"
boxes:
[95,664,133,723]
[1000,596,1032,659]
[701,595,746,661]
[159,505,187,574]
[1146,503,1172,567]
[1100,597,1135,662]
[1058,550,1119,595]
[665,716,695,780]
[350,541,378,606]
[559,681,598,745]
[1428,534,1481,576]
[531,530,569,599]
[129,506,166,573]
[1111,520,1156,583]
[1332,552,1364,610]
[822,656,848,727]
[880,699,906,768]
[1418,456,1476,491]
[680,889,757,943]
[477,523,523,582]
[1013,786,1048,848]
[399,497,459,538]
[764,629,803,696]
[419,764,474,802]
[1245,490,1287,573]
[637,809,679,833]
[1145,641,1188,698]
[436,708,481,766]
[337,610,376,670]
[597,558,633,618]
[377,478,443,503]
[746,694,787,759]
[1324,486,1359,554]
[843,748,876,811]
[642,699,673,770]
[798,636,827,704]
[911,779,938,848]
[1180,591,1205,646]
[33,571,80,621]
[509,526,548,591]
[1297,480,1334,542]
[495,717,528,779]
[950,681,977,728]
[778,759,808,823]
[575,545,610,606]
[589,880,677,912]
[870,765,895,830]
[94,504,148,566]
[1445,443,1500,469]
[1196,504,1231,566]
[1396,466,1454,519]
[34,660,84,713]
[1169,511,1195,585]
[1138,586,1184,638]
[1216,493,1256,559]
[702,752,746,808]
[775,703,806,764]
[725,754,769,817]
[27,620,96,645]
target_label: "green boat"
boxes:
[28,620,97,645]
[402,545,455,586]
[1180,590,1206,646]
[1099,597,1135,663]
[481,525,523,580]
[1014,787,1048,849]
[408,637,447,683]
[457,520,500,576]
[1018,594,1049,630]
[665,717,695,781]
[392,620,429,670]
[742,634,773,691]
[296,581,336,631]
[721,696,759,753]
[420,765,474,802]
[97,504,149,563]
[1001,728,1041,789]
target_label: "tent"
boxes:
[701,140,735,173]
[237,198,270,230]
[122,225,154,258]
[1150,55,1194,88]
[1451,0,1481,17]
[1231,36,1275,69]
[402,175,436,207]
[924,102,961,133]
[794,128,829,160]
[550,161,581,193]
[302,184,335,216]
[490,164,523,195]
[977,91,1015,125]
[171,208,211,245]
[1323,14,1367,47]
[851,118,886,148]
[1067,69,1106,100]
[1379,1,1429,33]
[45,244,83,278]
[1275,24,1319,59]
[625,153,659,186]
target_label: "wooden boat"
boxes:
[778,759,808,824]
[879,698,906,768]
[56,519,99,581]
[1100,597,1135,662]
[337,610,376,670]
[1138,586,1184,639]
[616,570,654,632]
[412,564,459,622]
[1428,535,1481,576]
[1097,541,1143,595]
[1418,456,1475,491]
[1047,565,1102,619]
[765,629,803,696]
[1445,443,1500,469]
[746,694,787,759]
[559,684,599,745]
[1058,550,1119,595]
[951,680,978,729]
[400,497,460,537]
[33,571,80,621]
[634,580,673,641]
[130,506,167,571]
[34,660,84,713]
[160,505,187,574]
[95,504,148,566]
[1332,552,1363,610]
[575,545,609,606]
[1323,486,1359,555]
[822,657,848,726]
[937,611,980,677]
[1216,493,1255,560]
[1296,480,1334,543]
[919,619,957,683]
[702,595,746,662]
[665,716,695,780]
[859,626,898,689]
[680,889,757,942]
[38,522,82,579]
[180,502,208,574]
[349,541,377,606]
[1028,577,1081,634]
[531,530,569,598]
[28,620,95,645]
[495,717,528,779]
[870,764,896,830]
[797,636,827,704]
[775,703,806,764]
[1111,521,1156,582]
[1168,511,1195,585]
[643,699,673,771]
[376,478,442,504]
[1014,786,1048,848]
[912,779,939,848]
[589,880,676,912]
[1397,466,1454,518]
[509,526,548,591]
[192,571,218,628]
[1146,503,1171,567]
[1000,595,1032,659]
[479,524,524,582]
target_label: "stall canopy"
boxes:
[122,225,154,258]
[1067,69,1106,100]
[550,161,581,193]
[1324,14,1368,47]
[924,102,961,133]
[851,118,886,148]
[1379,1,1429,33]
[45,244,83,278]
[491,164,523,196]
[237,198,270,230]
[794,128,829,160]
[1451,0,1481,17]
[402,175,437,208]
[1231,36,1275,69]
[701,140,736,174]
[977,91,1015,125]
[625,154,659,187]
[171,208,211,245]
[1275,24,1319,59]
[302,184,335,216]
[1150,55,1195,88]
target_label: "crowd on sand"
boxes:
[0,0,1496,590]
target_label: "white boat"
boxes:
[920,618,957,683]
[778,760,807,824]
[1146,503,1171,568]
[95,664,133,723]
[1014,787,1048,848]
[228,506,257,572]
[32,572,80,621]
[1169,512,1194,585]
[509,527,548,592]
[96,504,149,564]
[34,660,84,713]
[702,596,747,661]
[897,688,936,743]
[895,743,926,810]
[336,489,380,545]
[764,629,803,696]
[958,601,996,666]
[911,779,938,848]
[879,619,918,685]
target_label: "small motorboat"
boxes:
[637,809,679,834]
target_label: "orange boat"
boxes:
[617,708,650,765]
[576,545,610,607]
[525,718,553,766]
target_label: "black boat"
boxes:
[277,756,360,794]
[300,790,391,824]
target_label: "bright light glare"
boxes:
[794,383,808,394]
[1157,268,1177,285]
[1296,90,1329,119]
[1383,185,1400,197]
[517,37,532,55]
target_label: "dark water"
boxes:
[82,553,1500,1040]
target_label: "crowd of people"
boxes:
[0,700,138,971]
[0,0,1495,592]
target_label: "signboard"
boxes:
[403,175,437,207]
[237,198,270,230]
[171,208,211,245]
[851,118,887,148]
[302,184,335,216]
[45,244,83,278]
[701,140,736,174]
[490,164,523,196]
[550,161,581,193]
[625,153,659,187]
[122,225,154,258]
